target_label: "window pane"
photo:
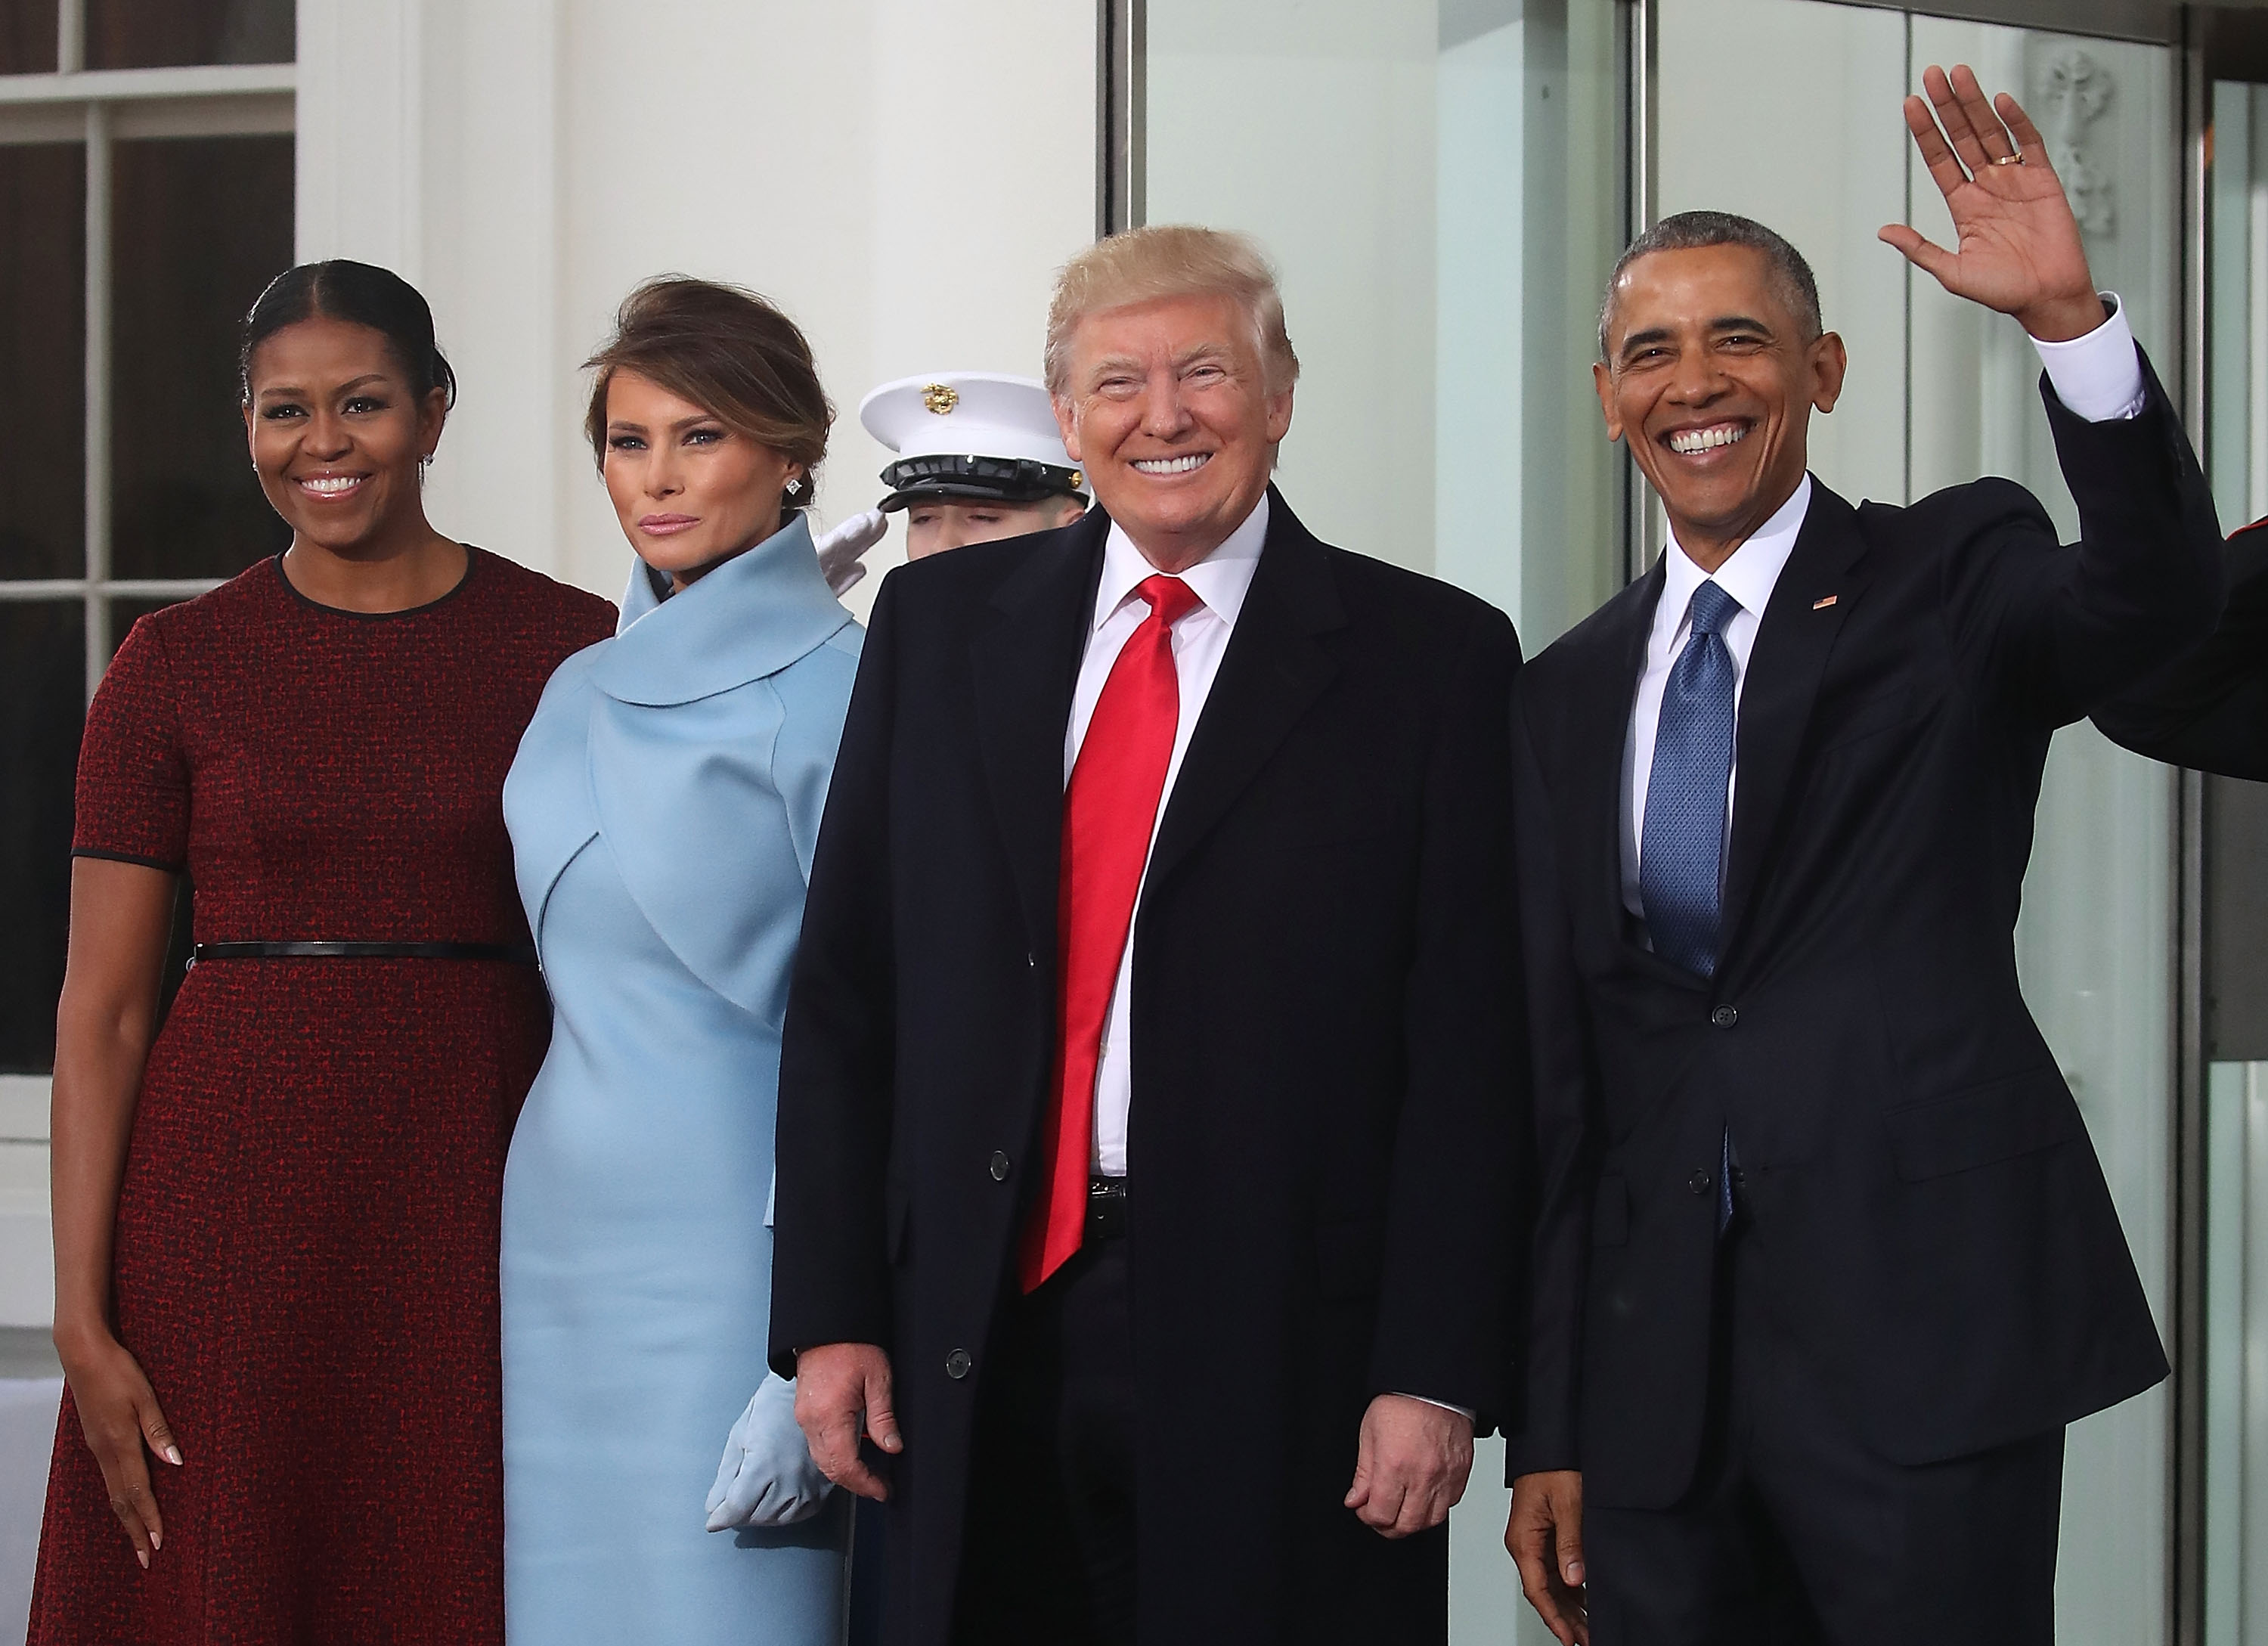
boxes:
[0,603,82,1074]
[0,1,59,73]
[0,143,85,581]
[85,0,292,69]
[110,134,293,581]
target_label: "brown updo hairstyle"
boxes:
[583,275,833,525]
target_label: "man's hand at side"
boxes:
[1507,1469,1589,1645]
[792,1341,902,1502]
[1344,1393,1473,1539]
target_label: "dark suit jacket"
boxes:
[770,491,1526,1646]
[2095,517,2268,777]
[1509,361,2218,1511]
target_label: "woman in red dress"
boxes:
[30,260,615,1643]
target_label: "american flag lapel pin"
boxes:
[1813,594,1839,610]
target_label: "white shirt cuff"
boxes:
[2030,293,2147,423]
[1397,1392,1477,1423]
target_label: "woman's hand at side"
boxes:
[705,1372,835,1530]
[54,1324,180,1567]
[51,857,182,1567]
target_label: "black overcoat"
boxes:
[2095,516,2268,777]
[1508,361,2219,1509]
[770,492,1526,1645]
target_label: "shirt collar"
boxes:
[1659,473,1813,626]
[1095,491,1270,634]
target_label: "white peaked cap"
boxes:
[859,372,1074,468]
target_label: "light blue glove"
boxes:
[705,1372,834,1530]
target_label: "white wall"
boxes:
[296,0,1098,616]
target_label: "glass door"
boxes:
[1139,1,2196,1638]
[1142,5,1632,1637]
[1654,8,2181,1641]
[2199,63,2268,1646]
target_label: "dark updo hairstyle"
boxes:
[239,260,458,408]
[584,276,832,519]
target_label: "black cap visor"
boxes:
[878,454,1087,513]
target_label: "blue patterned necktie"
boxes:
[1640,578,1740,1232]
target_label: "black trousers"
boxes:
[848,1496,887,1646]
[1586,1216,2066,1646]
[951,1235,1137,1646]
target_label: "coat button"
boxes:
[989,1151,1012,1182]
[1710,1004,1739,1029]
[1688,1169,1715,1196]
[945,1349,972,1380]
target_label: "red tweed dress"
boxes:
[30,548,614,1644]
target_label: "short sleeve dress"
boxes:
[29,547,615,1646]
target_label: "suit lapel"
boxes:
[1557,561,1694,983]
[969,510,1108,962]
[1717,482,1870,969]
[1145,497,1347,885]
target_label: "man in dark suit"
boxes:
[769,224,1525,1646]
[1504,69,2221,1645]
[2095,519,2268,777]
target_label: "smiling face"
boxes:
[903,494,1086,560]
[243,317,447,556]
[1596,243,1847,569]
[1052,292,1293,572]
[600,369,804,588]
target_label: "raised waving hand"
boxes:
[1879,63,2106,343]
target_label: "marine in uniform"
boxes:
[860,372,1089,559]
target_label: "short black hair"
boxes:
[1597,210,1823,359]
[240,260,457,407]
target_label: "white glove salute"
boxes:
[705,1372,835,1530]
[814,508,888,597]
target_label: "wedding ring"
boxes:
[1991,153,2024,166]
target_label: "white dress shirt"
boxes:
[1067,492,1269,1176]
[1621,296,2148,919]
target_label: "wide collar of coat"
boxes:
[1548,474,1869,987]
[591,512,851,707]
[966,484,1347,960]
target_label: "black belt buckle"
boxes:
[1086,1176,1127,1242]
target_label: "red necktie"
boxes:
[1020,574,1202,1292]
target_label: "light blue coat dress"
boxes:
[499,516,860,1643]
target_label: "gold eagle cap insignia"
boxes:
[922,383,959,415]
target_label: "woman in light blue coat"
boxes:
[500,277,875,1642]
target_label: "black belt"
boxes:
[1086,1176,1128,1242]
[189,941,538,967]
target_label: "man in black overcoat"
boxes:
[1504,70,2221,1644]
[769,225,1526,1646]
[2095,517,2268,777]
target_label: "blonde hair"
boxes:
[1043,225,1300,397]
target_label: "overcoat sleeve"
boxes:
[2093,522,2268,780]
[1364,600,1529,1428]
[770,576,903,1377]
[1502,686,1599,1480]
[1944,350,2223,725]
